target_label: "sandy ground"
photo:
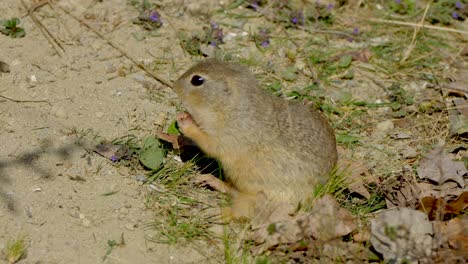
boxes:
[0,0,217,263]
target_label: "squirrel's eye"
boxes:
[190,75,204,86]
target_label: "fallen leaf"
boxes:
[462,46,468,56]
[352,228,371,242]
[249,195,356,255]
[448,109,468,136]
[418,181,467,200]
[139,136,166,170]
[389,131,411,139]
[333,49,373,63]
[156,131,195,150]
[453,98,468,117]
[370,207,434,262]
[0,60,10,73]
[94,143,132,161]
[433,216,468,253]
[417,191,468,221]
[352,49,372,62]
[336,157,371,199]
[445,69,468,94]
[382,170,420,209]
[307,195,356,241]
[416,146,467,188]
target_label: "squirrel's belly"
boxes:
[222,154,321,203]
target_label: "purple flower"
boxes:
[327,4,334,10]
[290,10,304,25]
[456,1,463,9]
[249,1,260,11]
[149,11,161,23]
[261,41,269,48]
[353,27,359,35]
[210,21,219,29]
[452,11,459,19]
[110,155,118,162]
[395,0,401,4]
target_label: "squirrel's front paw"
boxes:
[176,111,197,133]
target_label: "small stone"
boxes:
[376,120,394,133]
[79,213,86,219]
[82,219,91,227]
[52,106,68,119]
[135,175,147,183]
[30,75,37,84]
[95,77,105,84]
[119,208,129,215]
[95,112,104,118]
[401,147,418,159]
[125,223,135,231]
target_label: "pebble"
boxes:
[82,219,91,227]
[125,223,135,231]
[135,175,148,183]
[95,112,104,118]
[376,120,394,133]
[52,106,68,119]
[401,147,418,159]
[119,208,129,215]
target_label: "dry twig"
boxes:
[0,94,50,105]
[401,3,431,63]
[53,4,173,89]
[368,18,468,35]
[21,0,65,57]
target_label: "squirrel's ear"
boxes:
[190,75,205,86]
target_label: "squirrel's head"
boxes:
[173,59,259,128]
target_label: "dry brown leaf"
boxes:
[308,195,356,241]
[433,216,468,253]
[453,98,468,117]
[94,143,131,161]
[337,159,371,199]
[418,181,467,200]
[416,146,467,188]
[445,69,468,94]
[370,207,434,262]
[249,195,356,255]
[382,171,421,209]
[349,49,373,63]
[462,46,468,56]
[417,191,468,221]
[155,131,195,149]
[352,228,371,242]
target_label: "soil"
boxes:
[1,0,467,263]
[0,0,215,263]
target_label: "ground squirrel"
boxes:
[173,59,337,220]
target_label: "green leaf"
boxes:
[392,109,407,118]
[4,18,17,28]
[390,101,401,111]
[338,55,352,68]
[139,136,166,170]
[11,27,25,38]
[12,18,20,27]
[282,67,298,81]
[167,120,181,135]
[0,28,9,35]
[336,134,360,145]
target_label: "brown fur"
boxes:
[173,59,337,219]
